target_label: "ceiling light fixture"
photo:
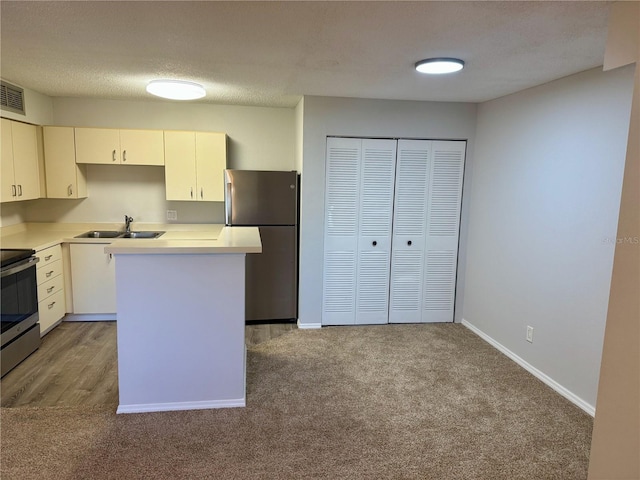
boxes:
[146,79,206,100]
[415,58,465,74]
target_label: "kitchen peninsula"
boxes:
[105,226,261,414]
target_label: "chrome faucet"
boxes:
[124,215,133,233]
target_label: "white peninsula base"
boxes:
[106,227,261,414]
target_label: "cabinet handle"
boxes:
[191,187,194,199]
[17,185,22,196]
[11,185,16,197]
[112,149,117,162]
[123,150,127,162]
[46,270,54,277]
[47,286,55,293]
[44,255,53,261]
[200,187,203,199]
[68,184,73,196]
[407,241,412,246]
[372,241,377,246]
[48,301,56,309]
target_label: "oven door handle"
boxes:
[0,256,39,277]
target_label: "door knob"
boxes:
[407,240,412,246]
[372,241,377,246]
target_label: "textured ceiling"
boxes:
[0,1,611,107]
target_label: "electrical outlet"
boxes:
[166,210,177,221]
[526,326,534,343]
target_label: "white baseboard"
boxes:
[64,313,116,322]
[117,398,246,414]
[297,320,322,329]
[461,319,595,417]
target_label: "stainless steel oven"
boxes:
[1,249,40,377]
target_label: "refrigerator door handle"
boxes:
[225,182,233,225]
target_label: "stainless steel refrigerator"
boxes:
[224,169,299,322]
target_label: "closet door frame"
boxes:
[321,136,467,326]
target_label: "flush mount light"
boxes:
[415,58,465,74]
[146,79,206,100]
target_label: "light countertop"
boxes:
[105,226,262,255]
[0,222,228,251]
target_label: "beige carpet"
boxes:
[0,324,592,479]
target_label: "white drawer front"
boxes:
[36,259,63,285]
[39,289,65,334]
[37,273,64,302]
[36,244,62,270]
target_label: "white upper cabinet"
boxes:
[195,132,227,202]
[119,129,165,166]
[164,130,227,202]
[1,118,41,202]
[43,126,88,199]
[75,128,164,165]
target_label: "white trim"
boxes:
[297,320,322,329]
[64,313,116,322]
[461,319,595,417]
[116,398,246,414]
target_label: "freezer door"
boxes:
[225,170,298,226]
[245,226,297,321]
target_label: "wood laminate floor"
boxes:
[1,320,297,408]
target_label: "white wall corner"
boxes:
[461,318,596,417]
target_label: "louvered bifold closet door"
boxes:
[322,138,362,325]
[422,141,466,322]
[355,139,397,325]
[388,140,431,323]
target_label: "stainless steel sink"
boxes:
[75,230,122,238]
[119,231,165,239]
[75,230,165,239]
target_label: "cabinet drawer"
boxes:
[36,259,62,285]
[36,244,62,269]
[39,289,65,334]
[37,273,64,302]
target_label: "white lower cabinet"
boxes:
[36,244,66,335]
[70,243,116,314]
[322,137,466,326]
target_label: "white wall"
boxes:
[294,98,304,174]
[0,81,54,125]
[22,97,295,224]
[462,66,635,409]
[0,82,54,227]
[298,96,477,326]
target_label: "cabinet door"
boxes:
[70,243,116,314]
[389,140,431,323]
[355,139,397,325]
[1,118,15,202]
[10,121,40,200]
[322,137,361,325]
[195,132,226,201]
[422,141,466,323]
[120,129,164,166]
[43,126,88,198]
[164,131,197,200]
[75,128,120,164]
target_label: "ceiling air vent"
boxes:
[0,81,26,115]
